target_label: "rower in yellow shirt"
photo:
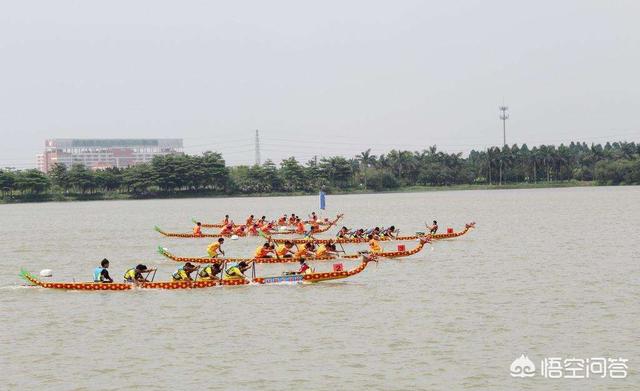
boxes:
[254,242,273,259]
[295,242,315,258]
[276,241,295,258]
[316,241,338,258]
[172,263,198,281]
[207,238,225,258]
[224,261,252,281]
[368,234,382,254]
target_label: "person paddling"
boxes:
[368,234,382,254]
[254,242,273,259]
[295,242,315,258]
[427,220,438,234]
[193,222,203,237]
[93,258,113,283]
[224,261,252,281]
[198,263,222,280]
[207,238,225,258]
[220,224,234,235]
[276,240,295,258]
[246,215,255,226]
[172,262,198,281]
[382,225,398,239]
[124,264,154,283]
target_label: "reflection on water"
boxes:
[1,187,639,390]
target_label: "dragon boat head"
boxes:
[465,222,476,229]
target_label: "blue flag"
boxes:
[319,191,326,210]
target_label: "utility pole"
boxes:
[254,129,261,166]
[499,105,509,146]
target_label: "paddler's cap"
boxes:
[136,264,148,271]
[185,262,195,269]
[238,261,248,267]
[299,258,306,264]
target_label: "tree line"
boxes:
[1,141,639,199]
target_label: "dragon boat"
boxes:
[156,214,343,238]
[157,238,429,264]
[271,222,476,244]
[18,257,372,291]
[193,216,337,229]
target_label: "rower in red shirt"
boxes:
[193,222,203,237]
[220,224,234,235]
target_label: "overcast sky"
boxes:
[1,0,639,168]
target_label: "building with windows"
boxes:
[37,138,183,172]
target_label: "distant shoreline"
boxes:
[0,180,615,204]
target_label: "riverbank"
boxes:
[0,180,607,204]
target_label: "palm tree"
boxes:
[357,149,376,189]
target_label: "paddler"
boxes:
[381,225,398,239]
[254,242,274,259]
[93,258,113,283]
[193,222,203,237]
[336,226,349,238]
[288,214,296,225]
[368,234,382,254]
[315,242,337,258]
[295,218,306,234]
[278,214,287,225]
[295,242,315,258]
[309,220,320,233]
[353,228,365,239]
[124,264,154,283]
[296,258,312,274]
[246,215,255,226]
[427,220,438,234]
[276,240,295,258]
[224,261,252,281]
[198,263,222,280]
[247,224,259,236]
[260,222,274,235]
[207,238,225,258]
[220,224,234,235]
[233,225,246,236]
[309,212,318,223]
[172,262,198,281]
[222,215,230,225]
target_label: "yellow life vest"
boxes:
[199,265,218,279]
[124,269,135,281]
[224,266,243,280]
[172,268,190,281]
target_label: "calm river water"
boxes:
[0,187,638,390]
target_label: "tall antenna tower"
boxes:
[499,105,509,146]
[254,129,261,166]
